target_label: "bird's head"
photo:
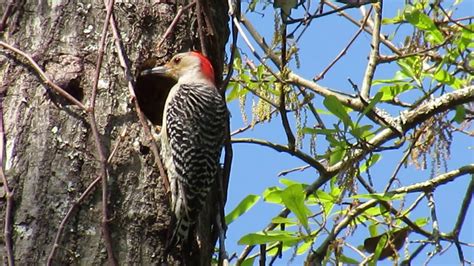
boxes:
[142,51,215,85]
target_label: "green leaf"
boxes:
[329,144,346,166]
[359,154,381,173]
[296,240,312,255]
[281,184,311,233]
[271,216,297,225]
[369,224,378,237]
[241,257,256,266]
[225,194,260,225]
[340,255,360,264]
[279,178,302,187]
[432,69,463,89]
[362,92,383,117]
[302,127,337,136]
[323,95,352,128]
[453,105,466,124]
[373,235,388,262]
[397,58,418,82]
[404,7,445,44]
[414,217,429,227]
[352,192,404,201]
[238,230,300,245]
[263,187,283,204]
[379,82,414,101]
[351,124,374,140]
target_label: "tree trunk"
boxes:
[0,1,228,265]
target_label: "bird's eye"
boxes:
[173,57,181,64]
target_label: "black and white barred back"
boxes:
[165,82,227,247]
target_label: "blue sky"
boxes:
[223,1,473,265]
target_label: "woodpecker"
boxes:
[142,52,227,248]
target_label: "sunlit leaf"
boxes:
[241,257,255,266]
[340,255,360,264]
[323,95,352,128]
[263,187,283,204]
[379,82,414,101]
[225,194,260,225]
[352,192,404,201]
[359,154,381,173]
[281,184,311,233]
[238,230,300,245]
[404,7,445,44]
[453,105,466,124]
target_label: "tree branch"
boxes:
[0,41,88,111]
[88,0,117,264]
[360,1,381,100]
[231,138,328,175]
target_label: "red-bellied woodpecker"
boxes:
[142,52,227,248]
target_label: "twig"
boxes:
[47,126,127,265]
[103,0,169,192]
[0,41,88,111]
[384,131,422,193]
[47,176,101,265]
[277,19,296,150]
[360,2,381,100]
[88,0,117,264]
[0,0,16,32]
[451,174,474,239]
[324,0,402,55]
[0,81,14,266]
[155,1,196,50]
[232,16,282,82]
[392,164,474,194]
[231,138,328,175]
[437,4,474,33]
[314,7,372,82]
[221,0,239,94]
[230,109,278,136]
[285,0,375,25]
[278,165,310,177]
[426,191,442,253]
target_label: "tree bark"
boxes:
[0,0,228,265]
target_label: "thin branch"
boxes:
[0,41,88,110]
[426,191,442,253]
[392,164,474,194]
[0,0,15,32]
[47,126,127,265]
[324,0,402,55]
[87,1,117,264]
[384,131,422,193]
[156,1,196,51]
[313,7,372,81]
[278,165,310,177]
[285,0,375,25]
[437,4,474,33]
[47,176,101,265]
[233,16,282,81]
[452,174,474,238]
[360,1,382,100]
[104,0,169,192]
[231,138,328,175]
[0,82,14,266]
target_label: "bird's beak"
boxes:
[141,65,170,76]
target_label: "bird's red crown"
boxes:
[191,51,215,83]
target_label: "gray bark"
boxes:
[0,0,228,265]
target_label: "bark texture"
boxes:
[0,0,228,264]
